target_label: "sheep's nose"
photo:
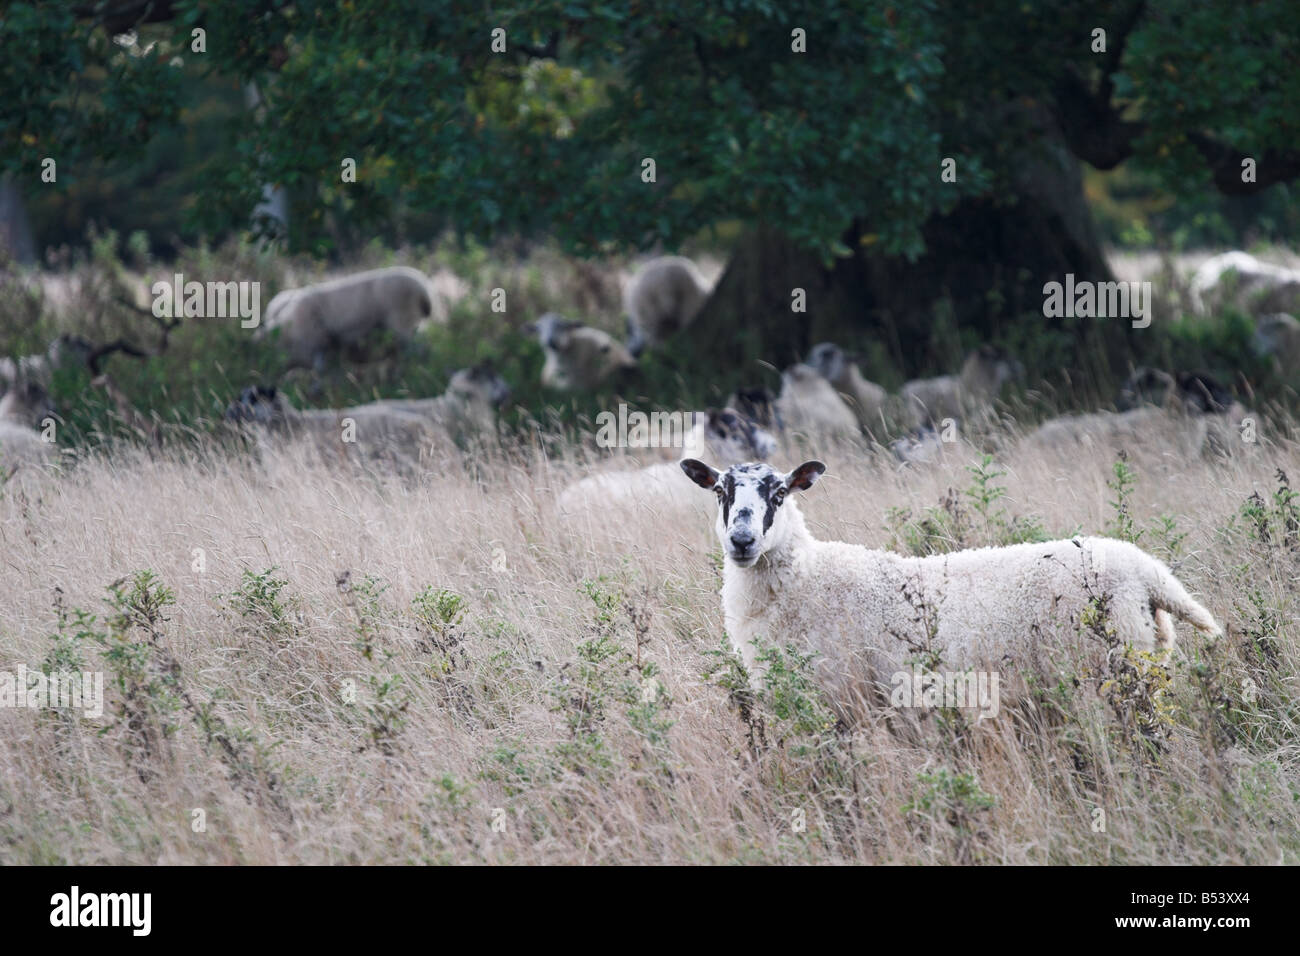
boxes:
[730,531,755,551]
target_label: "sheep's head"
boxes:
[964,345,1024,392]
[0,379,55,429]
[224,385,290,426]
[1253,313,1299,358]
[807,342,849,383]
[697,408,777,463]
[525,313,581,351]
[625,315,648,358]
[449,361,511,408]
[680,459,825,567]
[1175,371,1234,415]
[1117,367,1176,411]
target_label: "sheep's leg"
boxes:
[1153,609,1176,651]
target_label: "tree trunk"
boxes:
[0,175,36,265]
[244,83,290,242]
[691,126,1128,405]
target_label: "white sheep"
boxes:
[1027,368,1251,459]
[623,256,712,357]
[678,459,1220,705]
[558,408,776,517]
[0,380,56,470]
[806,342,891,437]
[0,335,93,391]
[525,313,637,391]
[1191,251,1300,317]
[775,363,861,441]
[1253,313,1300,373]
[901,345,1022,431]
[375,362,511,442]
[256,266,443,370]
[225,385,434,468]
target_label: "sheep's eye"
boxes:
[772,489,786,506]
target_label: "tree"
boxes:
[4,0,1298,392]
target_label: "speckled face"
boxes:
[680,459,826,568]
[225,386,280,425]
[705,409,777,462]
[807,342,846,382]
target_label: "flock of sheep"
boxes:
[3,248,1296,482]
[2,245,1298,723]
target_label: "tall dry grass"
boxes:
[0,418,1297,864]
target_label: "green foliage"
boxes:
[222,567,298,641]
[1105,454,1142,544]
[886,455,1046,556]
[1239,470,1300,550]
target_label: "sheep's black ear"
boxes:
[785,460,826,492]
[680,458,720,490]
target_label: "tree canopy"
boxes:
[4,0,1296,260]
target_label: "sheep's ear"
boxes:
[680,458,720,490]
[784,460,826,492]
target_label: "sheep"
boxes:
[775,363,860,441]
[806,342,891,436]
[255,266,442,370]
[0,334,94,391]
[1116,367,1236,414]
[524,313,637,391]
[1253,313,1300,373]
[888,424,970,465]
[1027,367,1251,459]
[678,459,1220,707]
[557,408,776,517]
[375,361,511,442]
[900,345,1023,430]
[0,380,56,470]
[1191,251,1300,317]
[225,385,434,468]
[623,256,712,357]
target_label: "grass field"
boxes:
[1,413,1297,864]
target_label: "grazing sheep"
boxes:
[806,342,891,436]
[376,362,511,442]
[558,408,776,517]
[888,424,969,465]
[1115,367,1177,411]
[256,266,441,370]
[775,363,860,440]
[1117,367,1235,414]
[0,334,94,390]
[225,385,434,468]
[1030,367,1250,459]
[525,313,637,391]
[1024,403,1253,460]
[678,459,1220,705]
[901,345,1023,430]
[1192,251,1300,317]
[623,256,712,357]
[0,380,56,469]
[1253,313,1300,373]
